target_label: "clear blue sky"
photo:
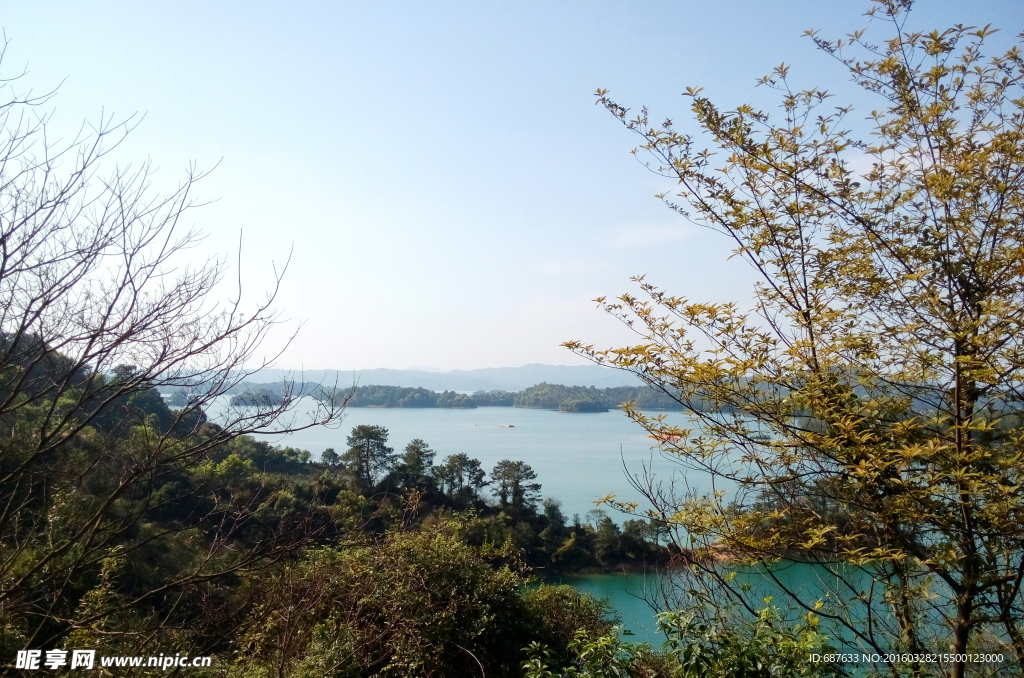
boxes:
[3,1,1020,369]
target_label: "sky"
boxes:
[3,1,1021,370]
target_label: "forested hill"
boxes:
[237,363,642,391]
[224,381,691,411]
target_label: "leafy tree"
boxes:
[434,452,489,504]
[472,389,515,406]
[319,381,684,410]
[551,533,596,572]
[396,438,436,489]
[523,596,843,678]
[342,425,395,488]
[229,387,284,407]
[328,384,480,408]
[592,516,623,565]
[571,2,1024,674]
[320,447,340,466]
[540,498,570,553]
[657,599,845,678]
[228,520,617,678]
[491,459,542,515]
[515,383,599,410]
[435,390,476,408]
[513,382,683,411]
[558,396,608,413]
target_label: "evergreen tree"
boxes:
[434,453,488,504]
[320,447,341,466]
[341,425,395,488]
[396,439,436,489]
[491,459,541,515]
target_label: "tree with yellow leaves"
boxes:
[568,2,1024,675]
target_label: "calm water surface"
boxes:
[226,401,949,655]
[547,571,668,646]
[552,562,874,649]
[210,398,749,644]
[227,398,701,521]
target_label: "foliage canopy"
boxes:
[569,2,1024,675]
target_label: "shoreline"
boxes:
[535,559,672,578]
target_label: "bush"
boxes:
[229,520,617,678]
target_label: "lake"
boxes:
[232,398,701,522]
[546,571,668,645]
[211,398,714,647]
[550,561,877,648]
[219,400,961,657]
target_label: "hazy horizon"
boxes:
[253,362,618,373]
[237,363,643,392]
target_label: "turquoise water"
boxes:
[233,401,977,664]
[547,572,669,646]
[551,563,875,650]
[212,398,756,646]
[215,400,944,656]
[232,398,699,521]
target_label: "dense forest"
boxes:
[221,381,693,411]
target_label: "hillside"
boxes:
[221,381,687,411]
[239,363,642,392]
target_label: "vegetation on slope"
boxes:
[225,381,692,411]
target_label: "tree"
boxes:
[341,425,395,488]
[320,447,341,466]
[435,453,489,504]
[491,459,541,515]
[396,438,436,489]
[569,2,1024,675]
[539,498,569,553]
[0,50,343,656]
[524,597,843,678]
[228,519,619,678]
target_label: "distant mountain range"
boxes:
[239,363,641,392]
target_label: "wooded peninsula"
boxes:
[222,381,690,411]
